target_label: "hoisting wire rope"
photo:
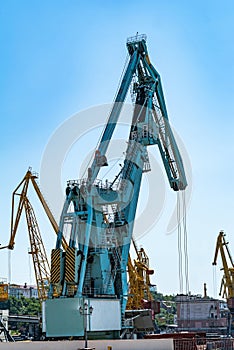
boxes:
[28,247,33,285]
[182,190,190,327]
[99,92,148,190]
[80,54,130,181]
[177,190,190,293]
[81,55,149,189]
[182,190,190,294]
[177,192,183,294]
[100,156,123,183]
[177,190,190,328]
[8,250,11,284]
[213,264,217,298]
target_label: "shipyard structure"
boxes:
[176,294,229,334]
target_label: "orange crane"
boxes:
[104,212,154,310]
[0,169,67,301]
[127,239,154,310]
[212,230,234,335]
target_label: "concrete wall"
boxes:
[0,339,173,350]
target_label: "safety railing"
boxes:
[127,34,147,44]
[173,337,234,350]
[67,178,119,191]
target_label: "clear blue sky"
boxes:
[0,0,234,296]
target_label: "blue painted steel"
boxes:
[76,195,93,296]
[88,49,140,186]
[47,35,188,336]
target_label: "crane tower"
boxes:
[43,34,187,338]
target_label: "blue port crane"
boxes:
[44,34,187,339]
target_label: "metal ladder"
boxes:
[83,263,92,295]
[103,243,122,294]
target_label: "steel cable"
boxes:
[81,54,130,181]
[177,192,183,294]
[182,190,190,294]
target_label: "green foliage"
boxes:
[9,296,41,316]
[153,292,177,328]
[155,308,175,326]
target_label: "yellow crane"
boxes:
[0,169,67,301]
[127,239,154,310]
[104,213,155,311]
[212,230,234,334]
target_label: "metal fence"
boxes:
[174,337,234,350]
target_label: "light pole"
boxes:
[79,300,93,350]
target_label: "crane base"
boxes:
[43,297,121,338]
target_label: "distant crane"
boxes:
[127,239,154,310]
[0,169,67,301]
[213,230,234,335]
[103,205,155,312]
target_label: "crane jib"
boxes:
[89,50,140,185]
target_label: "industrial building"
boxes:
[176,294,229,334]
[8,284,38,299]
